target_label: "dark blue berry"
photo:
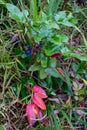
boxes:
[26,45,32,50]
[25,50,32,56]
[39,43,42,49]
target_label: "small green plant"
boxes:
[0,0,87,129]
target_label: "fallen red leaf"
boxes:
[26,104,38,125]
[32,94,46,110]
[33,85,47,98]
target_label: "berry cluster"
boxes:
[25,45,32,56]
[24,43,42,56]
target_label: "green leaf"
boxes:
[51,34,69,44]
[46,0,55,16]
[27,77,35,86]
[30,0,38,20]
[45,68,62,78]
[7,3,20,14]
[49,58,57,68]
[29,64,40,71]
[55,11,77,27]
[70,53,87,61]
[61,47,71,56]
[53,0,62,13]
[41,11,47,21]
[55,11,66,21]
[45,44,60,56]
[34,36,42,43]
[78,89,85,95]
[6,3,29,23]
[41,58,48,67]
[77,62,86,73]
[39,68,47,79]
[0,0,6,4]
[39,25,52,38]
[47,21,60,30]
[67,13,77,25]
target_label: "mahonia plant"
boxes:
[26,85,47,126]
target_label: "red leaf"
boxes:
[26,104,38,125]
[33,85,47,98]
[57,68,63,75]
[51,53,62,58]
[32,94,46,110]
[38,109,43,119]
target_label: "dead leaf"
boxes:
[48,98,60,104]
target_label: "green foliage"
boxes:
[0,0,87,129]
[0,0,6,5]
[30,0,38,20]
[6,3,29,23]
[54,11,77,27]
